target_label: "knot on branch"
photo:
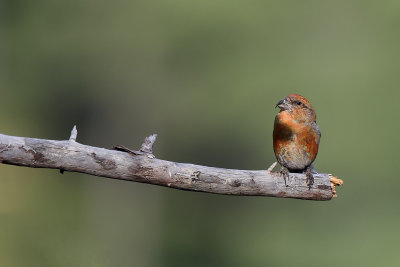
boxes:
[225,178,242,187]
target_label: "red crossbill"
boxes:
[273,94,321,187]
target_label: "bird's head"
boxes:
[275,94,316,123]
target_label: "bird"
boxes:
[273,94,321,187]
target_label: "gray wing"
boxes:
[311,121,321,143]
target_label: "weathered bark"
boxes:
[0,128,339,200]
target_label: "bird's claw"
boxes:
[279,167,289,187]
[305,167,314,189]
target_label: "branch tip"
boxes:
[69,125,78,141]
[329,174,343,198]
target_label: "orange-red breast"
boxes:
[273,94,321,186]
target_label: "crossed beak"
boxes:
[275,98,289,110]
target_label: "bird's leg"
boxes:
[305,167,314,189]
[279,167,289,187]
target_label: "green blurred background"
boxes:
[1,0,399,266]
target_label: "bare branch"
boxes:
[0,132,342,201]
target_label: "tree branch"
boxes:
[0,128,342,201]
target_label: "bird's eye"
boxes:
[294,101,302,106]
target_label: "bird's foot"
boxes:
[279,167,289,187]
[329,174,343,198]
[305,167,314,189]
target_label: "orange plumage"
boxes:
[273,94,321,177]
